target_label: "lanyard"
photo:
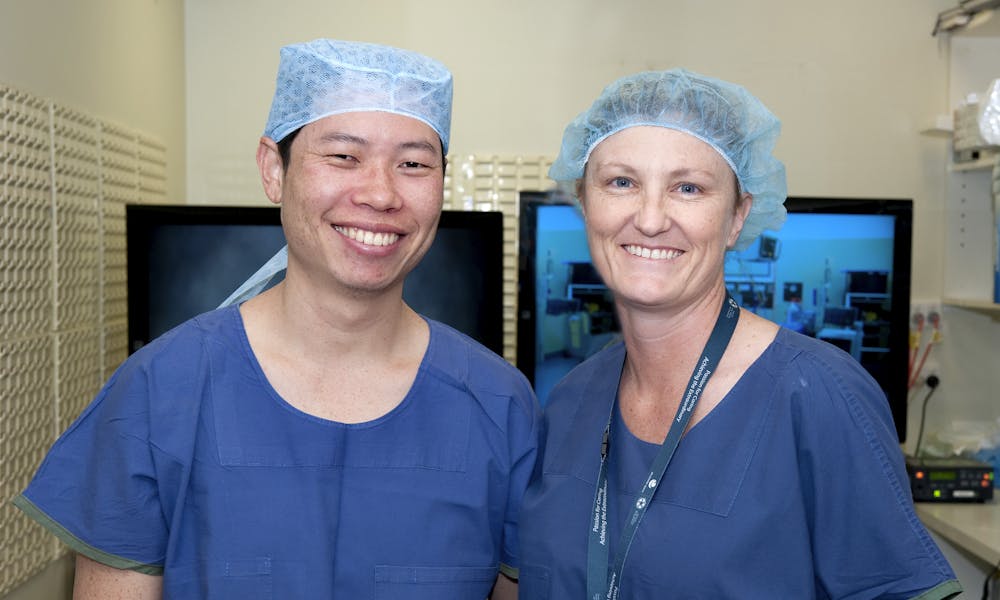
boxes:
[586,293,740,600]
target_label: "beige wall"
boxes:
[1,557,73,600]
[0,0,186,202]
[1,3,185,598]
[184,0,953,298]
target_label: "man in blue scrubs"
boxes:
[14,39,540,599]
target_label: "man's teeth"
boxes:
[335,226,399,247]
[625,245,681,260]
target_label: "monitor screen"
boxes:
[517,194,912,441]
[127,205,505,356]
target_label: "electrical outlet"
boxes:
[910,299,943,331]
[908,298,943,385]
[922,373,941,389]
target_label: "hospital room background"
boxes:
[1,1,999,598]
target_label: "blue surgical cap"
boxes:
[263,39,453,153]
[549,69,787,250]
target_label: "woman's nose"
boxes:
[633,190,671,235]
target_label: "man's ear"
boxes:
[257,137,285,205]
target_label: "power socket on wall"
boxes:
[909,299,943,387]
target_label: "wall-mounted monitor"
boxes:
[724,197,912,442]
[127,204,505,356]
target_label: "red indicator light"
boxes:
[915,471,925,479]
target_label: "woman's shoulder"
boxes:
[544,341,625,417]
[766,327,873,380]
[749,327,892,424]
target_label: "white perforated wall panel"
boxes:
[0,82,166,595]
[446,154,555,365]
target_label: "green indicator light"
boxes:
[933,490,942,498]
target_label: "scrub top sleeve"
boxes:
[14,362,170,574]
[500,383,544,579]
[792,358,960,599]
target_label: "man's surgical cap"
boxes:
[263,39,453,152]
[549,69,787,251]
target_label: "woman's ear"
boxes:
[727,192,754,249]
[257,137,285,205]
[575,179,587,219]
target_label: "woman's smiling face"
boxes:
[579,126,751,312]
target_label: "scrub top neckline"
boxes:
[229,304,432,429]
[615,327,787,447]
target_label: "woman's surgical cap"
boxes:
[549,69,787,250]
[263,39,453,152]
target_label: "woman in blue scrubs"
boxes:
[517,70,961,599]
[14,40,539,599]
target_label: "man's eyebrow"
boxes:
[315,133,437,155]
[399,140,439,154]
[318,132,368,146]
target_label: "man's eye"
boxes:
[401,161,426,169]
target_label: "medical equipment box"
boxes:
[906,456,994,502]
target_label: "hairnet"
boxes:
[263,39,453,152]
[549,69,787,250]
[979,78,1000,145]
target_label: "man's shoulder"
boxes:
[424,318,537,410]
[121,307,243,382]
[426,319,522,377]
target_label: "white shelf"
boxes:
[920,114,954,137]
[943,297,1000,316]
[916,501,1000,567]
[949,154,998,171]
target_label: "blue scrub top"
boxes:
[15,305,541,599]
[518,329,961,599]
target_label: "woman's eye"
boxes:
[678,183,700,194]
[610,177,632,188]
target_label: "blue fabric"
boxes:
[518,328,960,599]
[18,305,540,599]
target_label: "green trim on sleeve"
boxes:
[910,579,963,600]
[11,493,164,576]
[498,562,518,581]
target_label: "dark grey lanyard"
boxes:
[586,294,740,600]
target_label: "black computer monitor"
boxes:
[127,204,505,355]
